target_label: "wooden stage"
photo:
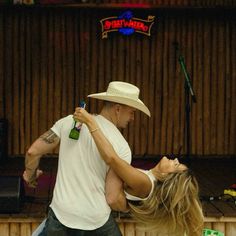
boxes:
[0,156,235,236]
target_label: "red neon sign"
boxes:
[100,11,155,39]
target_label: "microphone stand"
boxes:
[174,43,197,160]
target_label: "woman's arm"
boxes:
[74,108,152,198]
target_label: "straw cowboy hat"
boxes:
[88,81,151,117]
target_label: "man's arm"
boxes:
[105,168,129,212]
[23,129,60,187]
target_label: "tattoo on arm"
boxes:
[40,129,59,144]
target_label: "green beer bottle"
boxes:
[69,100,86,140]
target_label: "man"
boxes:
[23,81,150,236]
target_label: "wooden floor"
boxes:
[0,155,236,235]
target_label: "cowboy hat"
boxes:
[88,81,151,117]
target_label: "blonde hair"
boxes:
[128,170,204,236]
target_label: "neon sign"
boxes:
[100,11,155,39]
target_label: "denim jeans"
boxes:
[38,208,122,236]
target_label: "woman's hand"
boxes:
[73,107,92,124]
[73,107,99,132]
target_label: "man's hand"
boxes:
[23,169,43,188]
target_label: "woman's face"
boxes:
[155,156,187,174]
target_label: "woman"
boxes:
[74,108,204,236]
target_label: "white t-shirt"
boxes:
[125,170,156,201]
[50,114,132,230]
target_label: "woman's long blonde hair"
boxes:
[128,170,204,236]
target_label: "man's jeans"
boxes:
[38,208,122,236]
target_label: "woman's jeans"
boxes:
[37,208,122,236]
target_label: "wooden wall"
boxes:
[2,0,236,7]
[0,218,236,236]
[0,5,235,156]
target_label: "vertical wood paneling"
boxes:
[4,12,13,154]
[121,36,128,143]
[177,16,185,156]
[127,38,135,151]
[54,12,63,122]
[97,21,105,106]
[216,16,225,154]
[168,17,174,154]
[25,11,32,148]
[146,231,158,236]
[74,12,80,106]
[195,16,204,155]
[203,17,211,154]
[141,36,149,154]
[229,18,236,154]
[173,17,182,155]
[31,10,40,142]
[226,222,236,236]
[0,8,235,156]
[78,10,86,107]
[210,17,218,154]
[160,16,169,154]
[124,222,135,236]
[20,223,31,236]
[47,12,56,129]
[88,11,97,113]
[0,219,235,236]
[10,222,20,236]
[129,36,137,152]
[12,13,20,154]
[0,13,4,118]
[66,13,76,114]
[84,11,93,107]
[224,20,231,154]
[182,18,189,155]
[213,222,225,235]
[0,223,9,236]
[61,12,67,117]
[104,23,112,85]
[134,37,141,154]
[135,229,146,236]
[166,16,175,154]
[19,13,26,154]
[39,12,48,135]
[147,33,156,154]
[184,15,193,155]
